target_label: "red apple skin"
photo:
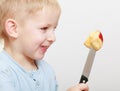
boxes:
[99,32,103,42]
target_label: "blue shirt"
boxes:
[0,50,58,91]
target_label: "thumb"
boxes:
[77,83,89,91]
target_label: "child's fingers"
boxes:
[67,83,89,91]
[77,83,89,91]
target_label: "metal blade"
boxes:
[79,48,96,83]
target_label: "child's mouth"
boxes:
[41,46,49,53]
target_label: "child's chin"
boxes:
[35,55,44,60]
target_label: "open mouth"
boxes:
[40,46,49,53]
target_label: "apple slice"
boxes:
[84,31,103,51]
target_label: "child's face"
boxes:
[18,8,60,61]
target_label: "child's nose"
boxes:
[47,32,56,43]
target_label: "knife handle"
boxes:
[79,75,88,83]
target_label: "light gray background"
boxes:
[0,0,120,91]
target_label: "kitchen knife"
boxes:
[79,48,96,83]
[79,30,103,83]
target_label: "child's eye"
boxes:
[39,27,48,33]
[41,27,48,30]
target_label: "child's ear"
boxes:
[5,19,19,38]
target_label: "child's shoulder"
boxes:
[0,50,11,71]
[0,58,13,80]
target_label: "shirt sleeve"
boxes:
[0,68,16,91]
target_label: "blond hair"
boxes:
[0,0,61,39]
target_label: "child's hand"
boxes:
[67,83,89,91]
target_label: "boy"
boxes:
[0,0,88,91]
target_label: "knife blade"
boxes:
[79,48,96,83]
